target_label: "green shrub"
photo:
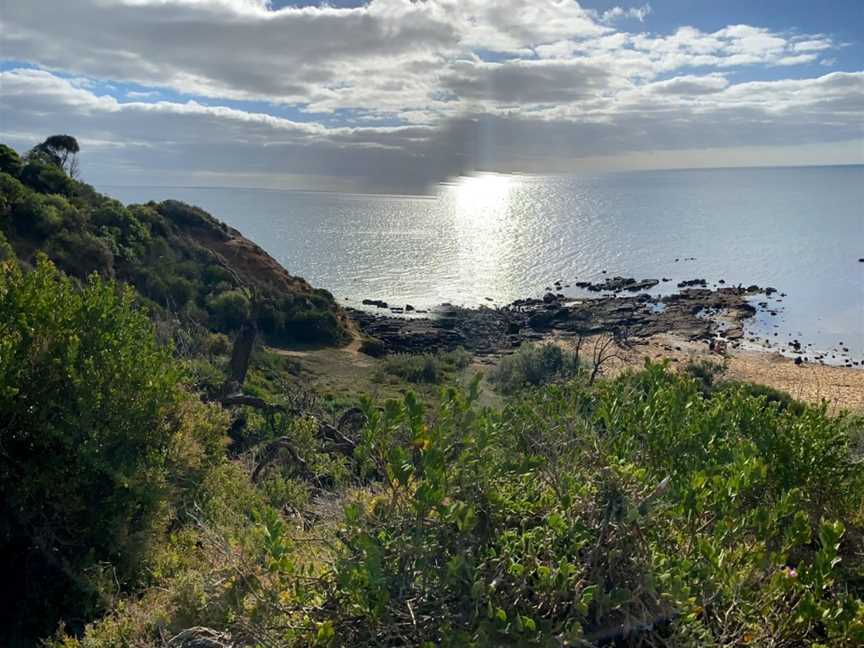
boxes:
[0,231,15,262]
[40,365,864,647]
[19,159,76,196]
[381,347,472,384]
[0,257,225,644]
[683,357,727,391]
[0,144,22,176]
[0,172,27,215]
[14,192,64,236]
[488,342,581,394]
[207,289,251,331]
[317,368,864,645]
[47,230,114,278]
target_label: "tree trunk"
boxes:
[226,321,257,392]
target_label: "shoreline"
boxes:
[346,281,863,412]
[347,278,862,368]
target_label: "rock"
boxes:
[794,356,803,365]
[405,304,415,311]
[362,298,389,309]
[542,292,558,303]
[359,338,387,357]
[677,279,707,288]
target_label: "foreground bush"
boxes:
[0,257,226,645]
[57,362,864,647]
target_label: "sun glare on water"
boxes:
[446,173,521,303]
[451,173,516,217]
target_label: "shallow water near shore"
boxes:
[107,165,863,362]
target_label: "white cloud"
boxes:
[0,0,859,189]
[600,4,652,24]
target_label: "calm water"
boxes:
[107,166,864,361]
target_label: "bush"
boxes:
[381,347,472,384]
[19,159,76,195]
[47,230,114,278]
[488,342,581,394]
[41,365,864,647]
[207,289,251,331]
[0,257,225,644]
[0,144,22,176]
[0,172,27,215]
[0,231,15,262]
[317,367,864,645]
[14,192,64,236]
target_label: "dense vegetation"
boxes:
[0,139,349,346]
[1,137,862,647]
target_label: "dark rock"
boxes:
[362,298,389,309]
[405,304,415,311]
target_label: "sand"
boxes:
[593,333,864,414]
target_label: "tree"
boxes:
[19,158,76,195]
[29,134,80,178]
[0,144,22,177]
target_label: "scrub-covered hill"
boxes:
[0,137,350,347]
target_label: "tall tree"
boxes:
[29,135,80,178]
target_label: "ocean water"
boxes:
[107,165,864,362]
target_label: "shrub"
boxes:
[488,342,581,394]
[47,230,115,278]
[0,257,225,643]
[683,357,727,391]
[317,368,864,645]
[207,289,251,331]
[0,172,27,215]
[381,347,472,384]
[0,231,15,262]
[14,192,64,236]
[0,144,22,176]
[19,159,76,196]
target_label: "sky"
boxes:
[0,0,862,193]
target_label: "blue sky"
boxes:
[1,0,861,192]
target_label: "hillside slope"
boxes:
[0,140,350,346]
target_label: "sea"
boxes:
[107,165,864,364]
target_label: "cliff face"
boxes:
[0,158,351,347]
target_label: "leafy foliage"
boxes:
[380,347,472,384]
[488,342,582,394]
[0,257,226,643]
[52,363,864,647]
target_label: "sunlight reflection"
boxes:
[446,173,521,303]
[452,173,515,218]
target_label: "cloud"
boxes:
[3,66,861,193]
[644,74,729,95]
[0,0,860,189]
[600,4,652,24]
[440,59,615,104]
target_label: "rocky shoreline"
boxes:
[349,279,771,357]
